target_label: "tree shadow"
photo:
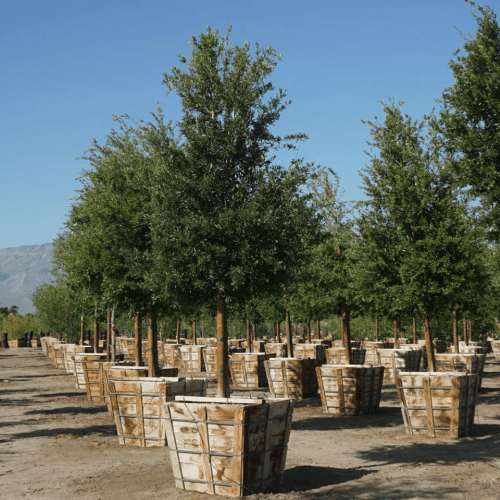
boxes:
[0,424,116,441]
[36,392,86,398]
[356,433,500,466]
[7,373,70,378]
[271,465,375,493]
[292,406,404,431]
[24,406,105,416]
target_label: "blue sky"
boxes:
[0,0,490,248]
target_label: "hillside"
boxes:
[0,243,55,314]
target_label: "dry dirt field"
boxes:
[2,348,500,500]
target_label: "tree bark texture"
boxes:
[341,305,352,364]
[134,314,143,367]
[106,311,111,362]
[422,315,436,372]
[216,294,230,398]
[286,309,294,358]
[453,309,459,354]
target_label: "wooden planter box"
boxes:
[162,344,184,369]
[325,348,366,365]
[434,353,483,391]
[102,364,178,414]
[228,339,243,349]
[265,358,319,399]
[397,344,426,370]
[311,339,333,348]
[179,345,206,372]
[202,348,217,379]
[53,343,69,369]
[316,364,384,415]
[377,349,421,383]
[74,353,107,389]
[241,340,266,353]
[264,343,288,358]
[108,377,207,447]
[417,339,447,353]
[8,339,25,348]
[395,372,477,438]
[124,339,138,359]
[293,343,327,363]
[63,345,93,374]
[164,396,294,496]
[229,353,267,389]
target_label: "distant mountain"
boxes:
[0,243,55,314]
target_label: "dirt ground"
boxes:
[2,348,500,500]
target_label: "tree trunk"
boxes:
[463,318,468,346]
[192,319,197,346]
[245,313,252,353]
[93,318,99,354]
[468,318,472,343]
[393,318,400,349]
[412,317,417,344]
[134,314,143,366]
[453,309,459,354]
[106,311,111,362]
[375,316,379,341]
[341,305,352,364]
[286,309,294,358]
[111,310,116,363]
[307,319,312,344]
[422,315,436,372]
[216,293,230,398]
[147,309,159,377]
[176,319,180,344]
[315,319,320,340]
[252,323,257,342]
[80,316,85,346]
[277,322,281,343]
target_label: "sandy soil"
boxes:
[1,348,500,500]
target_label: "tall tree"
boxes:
[355,101,486,369]
[150,27,322,395]
[437,1,500,241]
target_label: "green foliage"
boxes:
[289,167,358,320]
[31,282,79,337]
[149,26,322,309]
[53,108,178,318]
[437,1,500,241]
[355,100,487,319]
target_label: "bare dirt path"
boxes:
[1,348,500,500]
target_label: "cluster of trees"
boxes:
[31,2,500,353]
